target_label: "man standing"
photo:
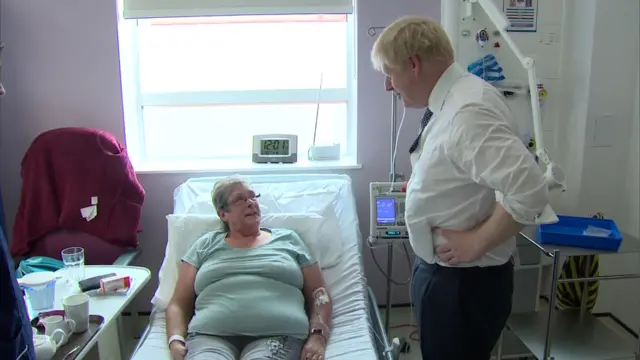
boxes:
[371,16,550,359]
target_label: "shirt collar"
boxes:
[428,62,466,114]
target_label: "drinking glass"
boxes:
[61,247,85,282]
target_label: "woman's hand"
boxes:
[170,341,188,360]
[300,334,326,360]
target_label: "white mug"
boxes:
[40,315,75,345]
[62,293,90,333]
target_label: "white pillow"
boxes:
[179,181,345,249]
[261,213,343,269]
[152,214,215,309]
[254,182,346,250]
[254,182,341,216]
[180,181,340,219]
[151,212,343,309]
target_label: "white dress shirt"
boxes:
[405,63,550,267]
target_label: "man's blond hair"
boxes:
[371,16,454,73]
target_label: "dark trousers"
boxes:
[411,258,514,360]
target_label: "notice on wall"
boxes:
[503,0,538,32]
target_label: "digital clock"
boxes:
[252,134,298,164]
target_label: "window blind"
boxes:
[123,0,354,19]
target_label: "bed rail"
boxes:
[130,308,156,359]
[367,286,398,360]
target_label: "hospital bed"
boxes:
[131,174,396,360]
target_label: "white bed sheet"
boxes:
[132,174,379,360]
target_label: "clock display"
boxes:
[260,139,290,156]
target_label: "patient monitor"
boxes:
[369,182,408,244]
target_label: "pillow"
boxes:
[254,182,345,249]
[180,181,340,219]
[260,213,343,269]
[254,182,342,216]
[152,214,217,309]
[179,181,345,249]
[151,212,343,309]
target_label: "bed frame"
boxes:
[131,286,397,360]
[368,286,399,360]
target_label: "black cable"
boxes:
[368,240,412,285]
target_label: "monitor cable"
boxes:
[367,238,412,285]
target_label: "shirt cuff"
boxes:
[496,191,558,225]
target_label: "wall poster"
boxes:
[503,0,538,32]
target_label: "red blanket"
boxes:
[11,127,145,257]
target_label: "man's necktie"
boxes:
[408,108,434,154]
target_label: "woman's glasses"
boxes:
[229,192,261,207]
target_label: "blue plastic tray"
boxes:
[538,215,623,251]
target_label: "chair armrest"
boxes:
[112,248,141,266]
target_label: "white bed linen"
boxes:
[132,174,379,360]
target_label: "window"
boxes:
[118,13,355,171]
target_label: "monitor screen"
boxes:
[376,198,396,225]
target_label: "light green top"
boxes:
[182,228,315,339]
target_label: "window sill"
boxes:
[134,156,362,174]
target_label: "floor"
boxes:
[382,306,422,360]
[87,305,636,360]
[380,305,638,360]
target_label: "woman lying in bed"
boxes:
[166,176,333,360]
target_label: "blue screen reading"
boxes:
[376,198,396,225]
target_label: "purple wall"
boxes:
[0,0,440,312]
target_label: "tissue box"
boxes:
[538,215,623,251]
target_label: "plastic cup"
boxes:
[61,247,85,281]
[19,271,57,311]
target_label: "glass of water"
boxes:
[61,247,85,282]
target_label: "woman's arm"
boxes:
[302,263,333,338]
[166,261,197,341]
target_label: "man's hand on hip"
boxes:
[434,227,485,265]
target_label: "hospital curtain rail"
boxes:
[122,0,354,19]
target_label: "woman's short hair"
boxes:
[371,16,454,73]
[211,176,251,232]
[211,176,250,212]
